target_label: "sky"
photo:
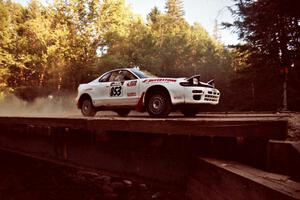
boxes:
[126,0,239,45]
[13,0,240,45]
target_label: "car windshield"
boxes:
[131,68,157,78]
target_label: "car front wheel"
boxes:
[147,92,171,117]
[81,99,96,116]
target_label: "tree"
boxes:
[0,1,12,95]
[48,0,100,90]
[147,6,161,24]
[0,1,26,89]
[95,0,134,70]
[225,0,300,110]
[165,0,184,20]
[0,0,235,109]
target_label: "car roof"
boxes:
[106,67,137,73]
[101,67,141,79]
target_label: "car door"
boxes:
[121,70,140,106]
[107,70,140,106]
[92,71,112,107]
[93,70,140,107]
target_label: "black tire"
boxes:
[147,92,171,117]
[181,108,198,117]
[81,98,96,116]
[116,109,130,117]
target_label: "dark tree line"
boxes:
[224,0,300,110]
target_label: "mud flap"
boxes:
[135,92,145,112]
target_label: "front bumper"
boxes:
[184,87,220,105]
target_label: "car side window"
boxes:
[101,70,137,82]
[99,72,111,82]
[108,71,122,82]
[109,70,135,82]
[123,70,137,80]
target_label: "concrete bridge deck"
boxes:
[0,115,298,199]
[0,115,288,138]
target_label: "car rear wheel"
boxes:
[147,92,171,117]
[81,99,96,116]
[181,108,198,117]
[116,109,130,117]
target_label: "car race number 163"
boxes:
[110,86,122,97]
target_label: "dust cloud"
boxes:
[0,94,79,117]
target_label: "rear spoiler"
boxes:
[185,75,214,88]
[185,75,201,81]
[207,79,215,87]
[186,75,214,85]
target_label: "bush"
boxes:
[14,86,52,102]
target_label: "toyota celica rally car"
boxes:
[76,67,220,117]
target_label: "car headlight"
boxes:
[192,78,199,85]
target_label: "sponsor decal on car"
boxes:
[174,96,183,99]
[110,82,124,86]
[143,78,176,83]
[127,80,137,87]
[127,92,137,97]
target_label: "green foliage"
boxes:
[165,0,185,20]
[147,6,161,24]
[0,0,236,110]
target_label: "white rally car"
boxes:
[76,67,220,117]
